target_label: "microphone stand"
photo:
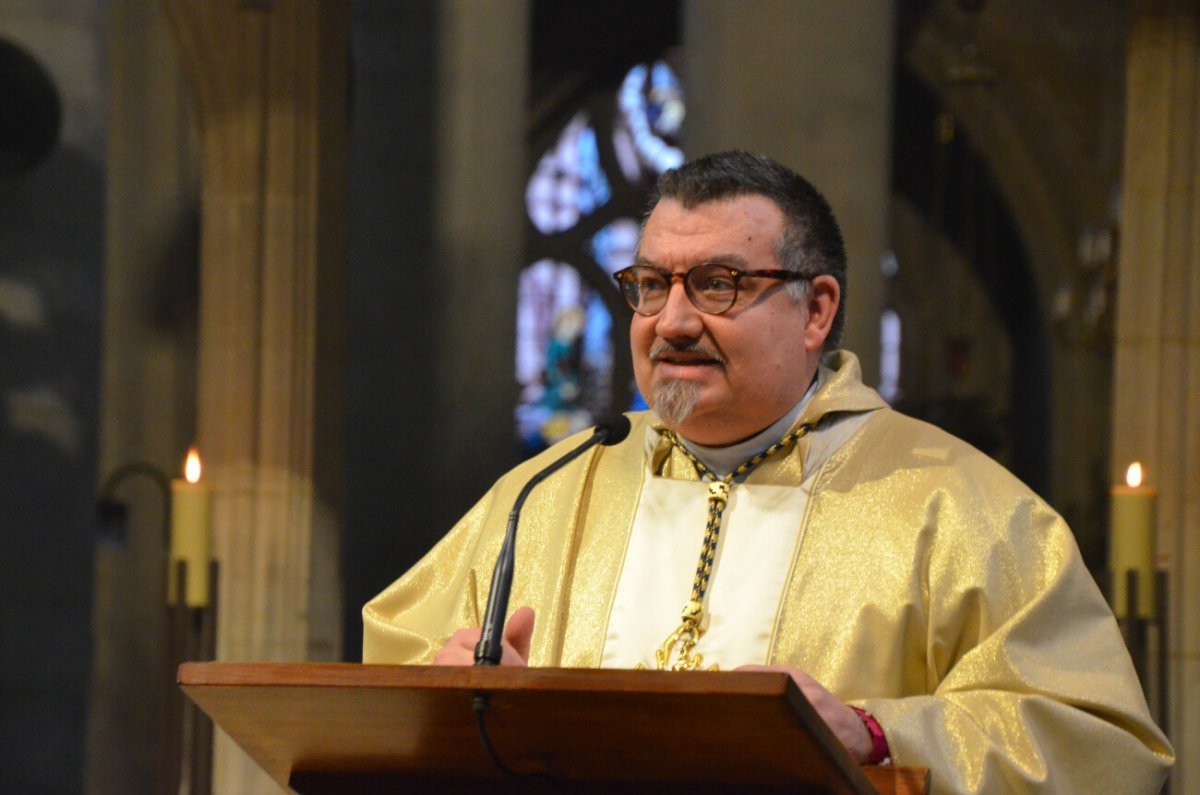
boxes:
[474,420,625,665]
[470,417,630,778]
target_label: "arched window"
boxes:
[516,57,684,455]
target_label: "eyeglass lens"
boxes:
[619,264,739,315]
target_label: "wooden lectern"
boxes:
[180,662,928,794]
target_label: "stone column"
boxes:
[158,2,348,791]
[1112,2,1199,789]
[429,0,529,504]
[90,4,199,790]
[682,0,895,381]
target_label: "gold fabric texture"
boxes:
[362,351,1173,794]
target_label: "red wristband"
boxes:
[850,706,891,765]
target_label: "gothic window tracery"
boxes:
[516,59,684,455]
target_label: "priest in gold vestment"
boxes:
[364,152,1173,793]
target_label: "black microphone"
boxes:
[474,414,632,665]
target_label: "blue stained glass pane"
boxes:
[614,61,685,183]
[590,218,641,277]
[526,113,611,234]
[582,291,612,368]
[514,260,614,455]
[575,126,610,215]
[649,61,684,137]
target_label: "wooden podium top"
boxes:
[180,662,926,794]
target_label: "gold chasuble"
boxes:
[363,352,1173,793]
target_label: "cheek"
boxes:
[743,318,804,384]
[630,317,653,355]
[630,318,654,385]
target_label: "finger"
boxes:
[432,627,481,666]
[735,665,869,761]
[503,606,537,663]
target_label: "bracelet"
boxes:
[850,706,891,765]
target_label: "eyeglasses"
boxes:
[612,263,809,316]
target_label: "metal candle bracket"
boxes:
[159,561,219,795]
[1099,569,1169,733]
[97,462,217,794]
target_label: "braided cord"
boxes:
[648,423,814,671]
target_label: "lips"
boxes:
[648,341,725,378]
[656,354,720,366]
[650,340,724,362]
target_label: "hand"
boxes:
[432,605,536,666]
[735,664,872,764]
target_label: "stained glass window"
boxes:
[879,309,902,404]
[516,58,684,454]
[526,112,612,235]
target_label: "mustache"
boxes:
[648,340,726,364]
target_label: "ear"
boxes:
[803,274,840,353]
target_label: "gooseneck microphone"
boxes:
[474,414,632,666]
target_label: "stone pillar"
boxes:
[1112,2,1200,789]
[158,1,348,791]
[90,4,199,791]
[682,0,895,381]
[429,0,529,504]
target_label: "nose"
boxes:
[654,277,704,340]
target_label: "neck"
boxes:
[678,371,823,476]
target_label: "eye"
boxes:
[694,271,736,294]
[634,270,668,292]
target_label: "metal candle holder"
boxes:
[159,561,218,795]
[1101,569,1169,734]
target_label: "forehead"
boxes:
[639,195,785,266]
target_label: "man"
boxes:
[364,151,1173,792]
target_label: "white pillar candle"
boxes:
[1109,461,1157,619]
[169,447,213,607]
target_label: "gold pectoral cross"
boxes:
[642,600,720,672]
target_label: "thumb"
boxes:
[504,605,536,663]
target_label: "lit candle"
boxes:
[169,447,213,607]
[1109,461,1157,619]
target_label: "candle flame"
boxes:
[1125,461,1143,488]
[184,447,203,484]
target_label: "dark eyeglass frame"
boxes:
[612,263,810,316]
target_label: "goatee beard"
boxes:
[651,379,701,427]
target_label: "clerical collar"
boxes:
[677,370,824,478]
